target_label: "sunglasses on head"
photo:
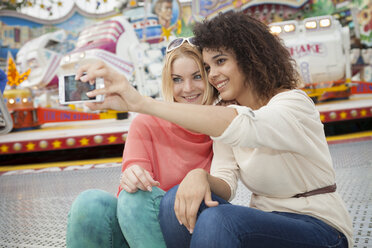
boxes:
[166,37,196,53]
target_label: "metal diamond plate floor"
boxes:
[0,140,371,248]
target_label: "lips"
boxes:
[183,94,201,102]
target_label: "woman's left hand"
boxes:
[174,169,219,234]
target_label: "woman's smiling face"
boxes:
[172,55,206,105]
[202,48,249,105]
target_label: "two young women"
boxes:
[78,11,353,248]
[66,41,216,247]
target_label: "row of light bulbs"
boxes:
[270,17,332,35]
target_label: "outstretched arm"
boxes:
[76,61,237,137]
[141,99,237,137]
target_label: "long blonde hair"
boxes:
[161,42,216,105]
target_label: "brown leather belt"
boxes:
[293,183,337,198]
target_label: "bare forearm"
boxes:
[190,169,231,201]
[207,173,231,201]
[140,97,237,137]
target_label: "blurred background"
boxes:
[0,0,371,247]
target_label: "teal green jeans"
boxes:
[66,187,166,248]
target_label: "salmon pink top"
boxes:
[118,114,213,195]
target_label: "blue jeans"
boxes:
[159,185,348,248]
[66,188,166,248]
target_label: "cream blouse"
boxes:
[210,89,353,247]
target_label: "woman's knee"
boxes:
[196,206,225,228]
[117,187,165,220]
[67,189,119,247]
[193,205,241,239]
[118,187,164,209]
[190,206,240,247]
[70,189,115,215]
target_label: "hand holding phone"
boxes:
[59,74,104,104]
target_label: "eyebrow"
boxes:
[192,70,201,75]
[203,53,225,67]
[171,70,201,77]
[212,51,225,60]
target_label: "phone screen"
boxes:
[64,75,96,102]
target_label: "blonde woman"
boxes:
[66,40,216,248]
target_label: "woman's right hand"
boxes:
[175,169,219,234]
[120,165,160,193]
[75,61,144,112]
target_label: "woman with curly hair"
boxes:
[77,11,352,248]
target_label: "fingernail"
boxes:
[147,186,152,192]
[189,229,193,234]
[179,220,182,225]
[86,91,93,96]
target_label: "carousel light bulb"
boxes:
[283,24,295,33]
[305,21,317,29]
[270,25,282,35]
[319,18,331,28]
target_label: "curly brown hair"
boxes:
[193,11,300,101]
